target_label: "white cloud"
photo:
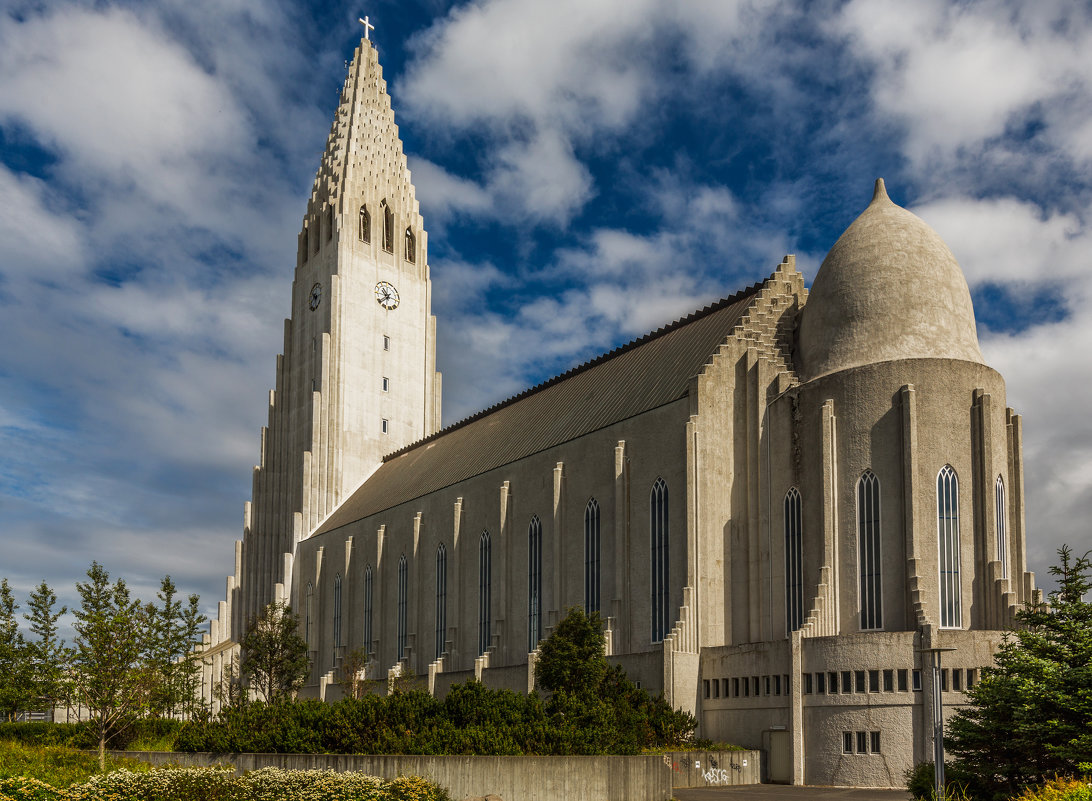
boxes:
[0,167,85,280]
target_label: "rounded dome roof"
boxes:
[798,179,984,382]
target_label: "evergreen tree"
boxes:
[535,607,608,694]
[947,545,1092,799]
[23,580,69,717]
[144,576,206,718]
[71,562,151,769]
[239,603,311,702]
[0,578,31,720]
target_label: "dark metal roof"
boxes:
[314,280,764,535]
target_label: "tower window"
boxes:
[313,220,320,254]
[650,477,669,643]
[325,206,334,241]
[383,335,390,351]
[359,204,371,243]
[528,515,543,652]
[381,200,394,253]
[381,418,389,434]
[584,499,600,615]
[857,470,882,630]
[784,487,803,633]
[938,465,962,628]
[996,475,1008,579]
[405,228,416,263]
[382,377,389,392]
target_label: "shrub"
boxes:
[1012,777,1092,801]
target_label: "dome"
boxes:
[798,179,985,382]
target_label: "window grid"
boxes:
[857,470,883,630]
[650,478,670,643]
[584,499,601,614]
[785,488,804,633]
[332,573,342,652]
[397,554,408,660]
[479,531,492,655]
[938,465,962,628]
[363,565,373,654]
[528,516,543,651]
[435,544,447,660]
[996,475,1008,579]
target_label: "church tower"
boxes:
[232,36,442,636]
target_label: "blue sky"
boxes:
[1,0,1090,628]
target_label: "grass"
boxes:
[0,739,150,788]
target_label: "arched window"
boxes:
[479,530,491,655]
[405,228,416,263]
[332,573,342,652]
[938,465,962,628]
[305,582,314,644]
[359,205,370,243]
[650,477,669,643]
[995,475,1008,579]
[325,206,334,241]
[528,516,543,652]
[363,565,373,654]
[784,488,803,633]
[397,554,408,660]
[584,499,600,615]
[381,200,394,253]
[857,470,882,630]
[435,544,447,660]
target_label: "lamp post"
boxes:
[919,645,957,801]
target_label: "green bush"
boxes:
[1012,777,1092,801]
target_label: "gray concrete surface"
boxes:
[676,785,911,800]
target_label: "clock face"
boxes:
[309,283,322,310]
[375,281,399,310]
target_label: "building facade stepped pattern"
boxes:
[200,37,1040,788]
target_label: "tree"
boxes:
[71,562,152,769]
[23,580,69,718]
[946,545,1092,800]
[338,647,376,699]
[239,603,310,702]
[535,607,609,695]
[145,576,206,718]
[0,578,31,720]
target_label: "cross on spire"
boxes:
[358,15,375,40]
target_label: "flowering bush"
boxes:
[1012,777,1092,801]
[0,766,450,801]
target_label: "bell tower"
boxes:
[233,36,442,634]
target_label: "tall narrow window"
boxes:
[995,475,1008,579]
[363,565,373,655]
[359,204,370,243]
[857,470,882,630]
[381,200,394,253]
[332,573,342,653]
[397,554,408,660]
[435,544,447,659]
[305,582,314,645]
[479,531,492,654]
[938,465,962,628]
[785,488,803,633]
[325,206,333,241]
[312,220,320,254]
[528,516,543,651]
[584,499,601,614]
[650,477,670,643]
[405,228,416,263]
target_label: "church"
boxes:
[198,36,1039,788]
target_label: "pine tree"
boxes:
[239,602,310,702]
[23,580,69,718]
[0,579,31,720]
[947,545,1092,799]
[71,562,151,769]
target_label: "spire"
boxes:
[870,177,890,206]
[303,38,422,231]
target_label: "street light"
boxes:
[918,645,957,801]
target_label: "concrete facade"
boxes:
[200,36,1039,789]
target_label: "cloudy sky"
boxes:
[1,0,1089,633]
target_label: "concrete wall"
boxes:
[118,751,675,801]
[663,750,763,788]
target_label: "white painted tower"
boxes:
[229,37,442,640]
